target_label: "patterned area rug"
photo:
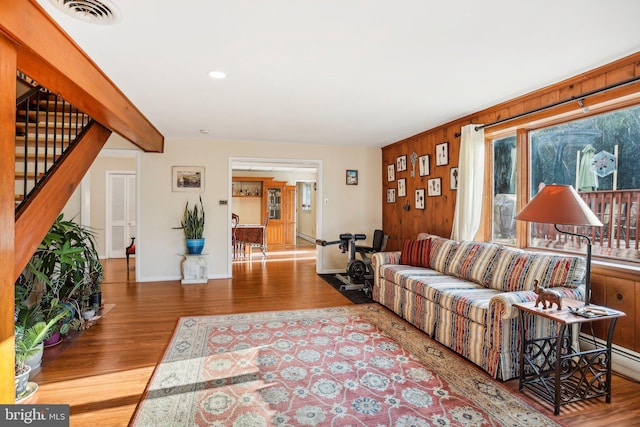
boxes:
[131,304,560,426]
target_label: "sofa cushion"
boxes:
[429,236,459,273]
[400,238,431,267]
[446,241,502,286]
[489,247,586,292]
[438,287,500,325]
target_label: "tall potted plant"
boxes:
[175,196,205,254]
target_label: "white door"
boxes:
[107,172,136,258]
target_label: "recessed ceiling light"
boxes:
[200,129,210,134]
[208,71,226,79]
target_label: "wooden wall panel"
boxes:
[381,51,640,250]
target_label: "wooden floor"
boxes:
[28,247,640,426]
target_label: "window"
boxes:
[492,135,517,245]
[301,182,312,211]
[527,104,640,263]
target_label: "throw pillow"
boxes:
[400,238,431,267]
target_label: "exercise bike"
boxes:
[316,230,388,295]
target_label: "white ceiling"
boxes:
[37,0,640,148]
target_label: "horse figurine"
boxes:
[533,280,562,310]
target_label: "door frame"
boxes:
[228,157,323,275]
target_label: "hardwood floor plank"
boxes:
[25,249,640,426]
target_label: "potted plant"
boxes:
[15,307,70,400]
[175,196,205,254]
[16,214,104,335]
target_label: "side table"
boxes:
[181,252,209,284]
[513,298,624,415]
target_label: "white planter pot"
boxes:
[82,309,96,320]
[25,343,44,376]
[15,365,31,399]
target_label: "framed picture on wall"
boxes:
[172,166,205,192]
[419,155,430,176]
[415,189,425,209]
[427,178,441,196]
[398,178,406,197]
[346,169,358,185]
[450,167,459,190]
[387,164,395,182]
[436,142,449,166]
[387,188,396,203]
[396,155,407,172]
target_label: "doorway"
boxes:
[106,171,136,258]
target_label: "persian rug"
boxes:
[318,274,374,304]
[131,304,561,427]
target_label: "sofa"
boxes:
[371,233,586,380]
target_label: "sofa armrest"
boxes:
[371,251,401,291]
[489,285,585,320]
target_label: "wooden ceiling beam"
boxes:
[0,0,163,153]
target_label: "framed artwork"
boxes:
[419,155,430,176]
[427,178,442,196]
[398,178,406,197]
[387,164,395,182]
[172,166,205,192]
[396,155,407,172]
[450,167,459,190]
[436,142,449,166]
[346,169,358,185]
[387,188,396,203]
[415,189,425,209]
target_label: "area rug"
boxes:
[131,304,561,426]
[318,274,374,304]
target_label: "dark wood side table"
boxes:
[513,298,625,415]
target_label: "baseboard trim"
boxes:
[580,333,640,381]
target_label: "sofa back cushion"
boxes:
[446,241,502,286]
[429,236,459,273]
[489,247,586,292]
[399,238,431,267]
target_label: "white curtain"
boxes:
[451,124,485,241]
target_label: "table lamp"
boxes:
[515,184,603,305]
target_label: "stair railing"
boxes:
[15,86,93,212]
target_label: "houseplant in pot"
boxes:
[15,306,70,400]
[175,196,205,254]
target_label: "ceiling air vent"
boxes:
[48,0,122,25]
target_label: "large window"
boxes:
[526,104,640,263]
[492,135,517,245]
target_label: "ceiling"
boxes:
[37,1,640,148]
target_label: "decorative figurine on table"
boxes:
[533,280,563,310]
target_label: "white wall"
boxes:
[138,138,381,281]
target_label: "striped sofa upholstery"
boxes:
[371,234,586,380]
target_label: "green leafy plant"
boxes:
[175,196,205,239]
[15,214,103,332]
[15,306,70,374]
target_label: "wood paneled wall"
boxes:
[381,51,640,250]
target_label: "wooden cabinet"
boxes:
[590,272,637,351]
[263,182,296,249]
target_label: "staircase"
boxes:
[14,74,92,212]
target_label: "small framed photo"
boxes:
[396,155,407,172]
[387,164,395,182]
[415,189,425,209]
[419,155,430,177]
[450,167,459,190]
[436,142,449,166]
[398,178,406,197]
[346,169,358,185]
[387,188,396,203]
[172,166,205,192]
[427,178,442,196]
